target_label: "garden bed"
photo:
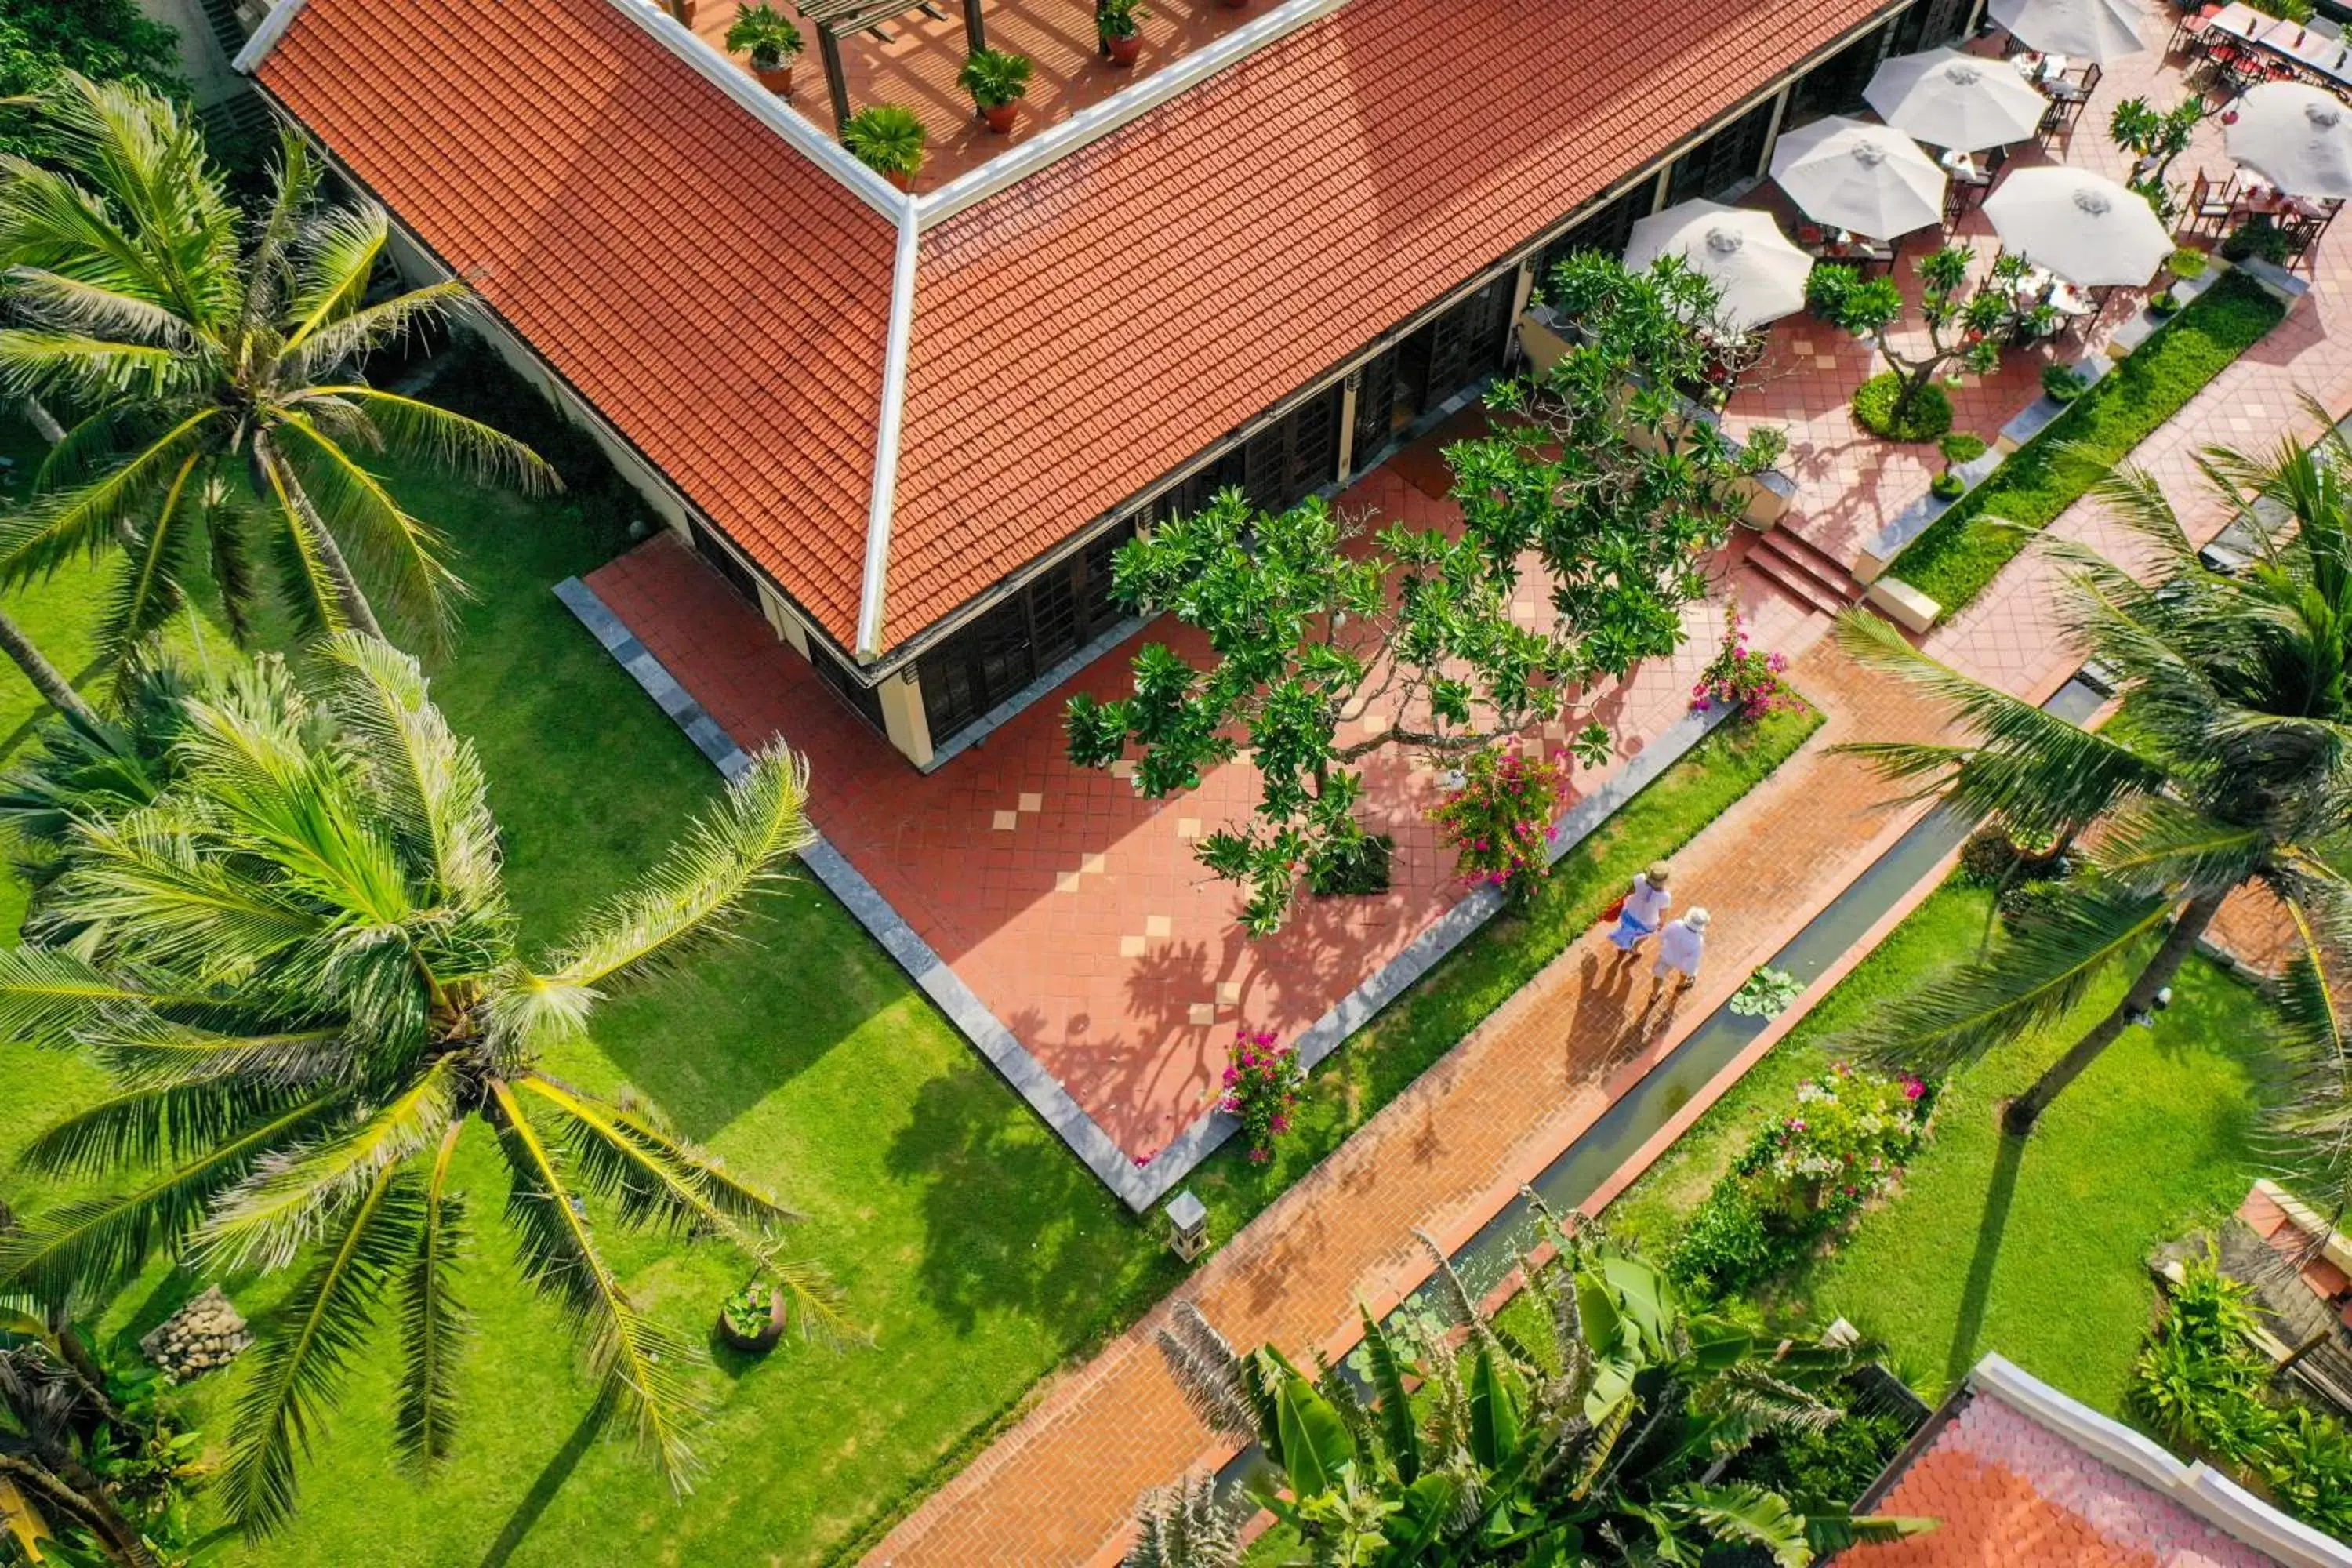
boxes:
[1886,272,2285,615]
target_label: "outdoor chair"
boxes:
[2184,167,2238,236]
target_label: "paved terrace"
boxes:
[584,448,1820,1181]
[682,0,1262,187]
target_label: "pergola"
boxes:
[797,0,987,132]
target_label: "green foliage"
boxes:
[1937,432,1987,468]
[719,1282,774,1339]
[842,104,926,179]
[2042,362,2089,403]
[1729,1406,1915,1511]
[1218,1028,1302,1166]
[1069,251,1776,935]
[0,0,180,162]
[1096,0,1149,42]
[1432,746,1566,902]
[1149,1217,1933,1565]
[1929,470,1965,499]
[1852,373,1952,441]
[2168,246,2210,281]
[958,48,1034,107]
[723,2,803,67]
[1889,271,2282,610]
[1731,966,1804,1018]
[2223,216,2296,265]
[2129,1252,2352,1536]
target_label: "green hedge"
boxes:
[1889,271,2285,613]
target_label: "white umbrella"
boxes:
[1769,116,1948,240]
[1623,201,1814,331]
[1865,47,2053,151]
[1988,0,2147,63]
[1982,168,2172,285]
[2227,82,2352,198]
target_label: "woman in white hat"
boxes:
[1654,906,1709,989]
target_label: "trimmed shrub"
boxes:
[1852,372,1952,442]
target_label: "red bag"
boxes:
[1601,895,1628,924]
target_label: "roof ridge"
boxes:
[857,206,922,659]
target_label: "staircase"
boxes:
[1742,526,1866,618]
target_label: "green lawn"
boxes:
[1888,271,2285,615]
[1608,883,2276,1414]
[0,354,1823,1566]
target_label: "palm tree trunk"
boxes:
[254,441,386,642]
[2003,892,2227,1134]
[0,1452,159,1568]
[0,601,98,728]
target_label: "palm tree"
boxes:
[1138,1205,1929,1566]
[0,634,841,1535]
[1833,421,2352,1137]
[0,73,553,670]
[0,600,95,728]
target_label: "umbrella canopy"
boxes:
[1987,0,2147,63]
[2226,82,2352,198]
[1865,47,2052,151]
[1623,201,1813,331]
[1982,168,2172,285]
[1769,116,1948,239]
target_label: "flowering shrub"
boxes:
[1432,746,1569,902]
[1221,1027,1304,1164]
[1690,606,1797,721]
[1668,1062,1934,1298]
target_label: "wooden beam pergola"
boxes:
[796,0,987,133]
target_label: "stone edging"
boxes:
[558,572,1733,1213]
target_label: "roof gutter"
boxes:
[913,0,1355,230]
[230,0,311,71]
[856,201,922,659]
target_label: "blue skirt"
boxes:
[1608,909,1657,952]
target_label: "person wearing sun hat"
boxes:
[1607,861,1674,960]
[1653,906,1709,989]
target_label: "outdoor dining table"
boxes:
[2205,2,2352,89]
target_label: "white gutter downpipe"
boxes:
[232,0,312,71]
[856,203,922,659]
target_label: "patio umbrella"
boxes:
[1982,167,2172,284]
[1623,200,1814,330]
[1769,115,1948,240]
[1987,0,2147,63]
[2226,81,2352,198]
[1864,47,2053,151]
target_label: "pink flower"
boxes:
[1134,1153,1153,1168]
[1903,1076,1927,1101]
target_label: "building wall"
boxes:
[138,0,251,108]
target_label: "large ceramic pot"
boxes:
[715,1287,786,1354]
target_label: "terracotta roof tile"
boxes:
[879,0,1896,644]
[256,0,895,644]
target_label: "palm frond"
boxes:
[279,204,389,350]
[1849,884,2173,1073]
[486,1078,706,1490]
[3,267,196,350]
[53,809,330,980]
[318,633,499,903]
[250,441,352,643]
[2265,869,2352,1189]
[268,413,463,645]
[16,1072,313,1178]
[0,944,201,1049]
[0,407,219,585]
[96,449,203,661]
[2084,796,2268,899]
[395,1122,470,1471]
[220,1160,420,1537]
[84,1016,348,1091]
[506,746,811,1044]
[1662,1482,1811,1568]
[280,284,469,387]
[303,386,557,497]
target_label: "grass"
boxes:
[1888,270,2285,615]
[1607,882,2278,1414]
[0,350,1824,1566]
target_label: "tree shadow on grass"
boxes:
[476,1399,606,1568]
[884,1063,1178,1344]
[1944,1127,2027,1388]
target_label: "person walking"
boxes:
[1653,906,1710,991]
[1607,862,1673,960]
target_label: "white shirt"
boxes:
[1624,874,1671,927]
[1656,918,1705,977]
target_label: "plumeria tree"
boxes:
[2111,95,2216,218]
[1808,246,2049,439]
[1066,252,1782,935]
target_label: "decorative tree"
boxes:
[2110,96,2216,220]
[1808,246,2049,441]
[1066,252,1780,936]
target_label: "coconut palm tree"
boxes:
[0,634,840,1536]
[1833,420,2352,1138]
[0,72,553,673]
[1138,1205,1930,1566]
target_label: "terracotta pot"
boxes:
[754,63,793,96]
[715,1288,787,1354]
[886,169,916,193]
[982,100,1018,133]
[1106,32,1142,64]
[675,0,699,24]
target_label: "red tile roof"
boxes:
[260,0,1895,658]
[256,0,896,643]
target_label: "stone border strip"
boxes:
[558,573,1733,1213]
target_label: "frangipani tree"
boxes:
[1066,252,1782,935]
[1808,246,2048,439]
[0,74,553,673]
[0,636,842,1534]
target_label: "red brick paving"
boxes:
[587,453,1817,1164]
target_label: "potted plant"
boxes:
[959,49,1033,133]
[671,0,700,27]
[2040,362,2089,405]
[1097,0,1147,66]
[843,104,927,191]
[725,3,804,97]
[1931,431,1986,499]
[2149,245,2209,314]
[716,1280,787,1353]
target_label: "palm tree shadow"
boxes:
[476,1399,605,1568]
[1944,1128,2027,1387]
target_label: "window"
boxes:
[691,521,760,604]
[811,646,887,732]
[915,520,1138,747]
[1666,96,1780,206]
[1788,23,1893,125]
[1537,183,1650,285]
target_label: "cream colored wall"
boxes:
[136,0,249,107]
